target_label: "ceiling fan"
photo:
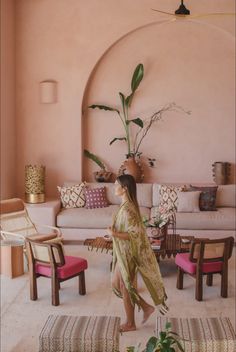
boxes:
[151,0,235,19]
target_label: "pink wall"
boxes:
[83,19,235,184]
[0,0,16,199]
[6,0,235,198]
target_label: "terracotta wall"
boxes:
[5,0,236,198]
[0,0,16,199]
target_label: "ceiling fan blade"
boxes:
[151,8,176,16]
[189,12,236,19]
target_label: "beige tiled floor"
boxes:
[1,245,235,351]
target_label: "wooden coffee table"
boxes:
[84,235,195,261]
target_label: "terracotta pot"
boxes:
[93,170,113,182]
[118,156,144,183]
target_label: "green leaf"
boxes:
[146,336,158,352]
[84,149,106,170]
[109,137,127,145]
[160,331,167,341]
[119,92,126,114]
[131,63,144,93]
[89,104,120,114]
[125,93,133,107]
[130,118,143,128]
[165,322,172,330]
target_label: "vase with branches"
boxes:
[89,63,190,181]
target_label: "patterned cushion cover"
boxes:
[156,317,236,352]
[39,315,120,352]
[57,182,86,208]
[85,187,109,209]
[189,185,218,211]
[159,185,186,211]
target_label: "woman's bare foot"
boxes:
[120,323,136,333]
[142,305,155,324]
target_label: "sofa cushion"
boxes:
[216,185,236,208]
[159,185,185,210]
[175,207,235,230]
[57,182,86,208]
[57,205,150,229]
[84,186,109,209]
[189,185,218,211]
[176,191,201,213]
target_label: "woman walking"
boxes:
[107,174,167,333]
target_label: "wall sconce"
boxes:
[25,165,46,203]
[39,80,57,103]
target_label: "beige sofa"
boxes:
[27,182,235,242]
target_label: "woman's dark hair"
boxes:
[116,174,141,219]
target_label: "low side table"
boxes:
[0,239,25,278]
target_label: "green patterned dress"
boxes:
[112,200,167,309]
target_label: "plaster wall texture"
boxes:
[1,0,235,198]
[0,0,16,199]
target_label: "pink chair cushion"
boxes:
[175,253,223,274]
[36,256,88,279]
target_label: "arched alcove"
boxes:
[82,19,235,184]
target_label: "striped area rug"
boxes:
[156,317,236,352]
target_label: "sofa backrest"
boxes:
[152,183,236,208]
[215,185,236,207]
[63,181,153,208]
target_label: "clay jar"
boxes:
[118,156,144,183]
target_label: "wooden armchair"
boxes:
[175,237,234,301]
[27,239,88,306]
[0,198,62,267]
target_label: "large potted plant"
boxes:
[89,63,190,182]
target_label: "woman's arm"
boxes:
[107,227,130,241]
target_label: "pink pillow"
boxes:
[84,187,109,209]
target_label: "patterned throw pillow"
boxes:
[85,187,109,209]
[159,185,186,211]
[57,182,86,208]
[189,185,218,211]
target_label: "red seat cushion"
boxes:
[175,253,223,274]
[36,256,88,279]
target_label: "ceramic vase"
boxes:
[118,156,144,183]
[212,162,230,185]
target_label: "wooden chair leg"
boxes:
[221,270,228,298]
[52,275,60,306]
[176,267,184,289]
[29,267,38,301]
[79,271,86,295]
[206,273,213,286]
[196,272,203,301]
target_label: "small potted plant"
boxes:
[84,149,113,182]
[126,322,185,352]
[143,207,171,238]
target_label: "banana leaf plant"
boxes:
[89,64,190,162]
[89,63,144,158]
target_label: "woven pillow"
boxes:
[189,185,218,211]
[159,185,186,211]
[57,182,86,208]
[177,191,201,213]
[85,187,109,209]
